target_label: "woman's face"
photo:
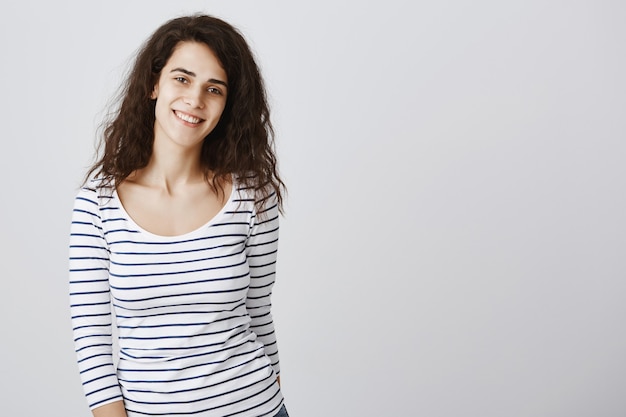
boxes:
[151,41,228,151]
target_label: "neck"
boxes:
[137,139,206,193]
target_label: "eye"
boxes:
[207,86,223,95]
[174,76,188,84]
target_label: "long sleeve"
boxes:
[245,192,281,376]
[69,186,123,409]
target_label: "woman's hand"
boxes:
[92,400,128,417]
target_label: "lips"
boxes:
[174,110,204,124]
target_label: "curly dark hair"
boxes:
[85,13,285,212]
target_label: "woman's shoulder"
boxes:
[232,174,276,203]
[232,175,255,200]
[75,177,115,205]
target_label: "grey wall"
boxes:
[1,1,625,416]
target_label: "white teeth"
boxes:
[175,111,201,124]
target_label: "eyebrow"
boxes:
[170,67,228,88]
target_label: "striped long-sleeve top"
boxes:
[69,178,284,417]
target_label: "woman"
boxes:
[69,14,288,417]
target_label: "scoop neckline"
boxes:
[112,182,237,240]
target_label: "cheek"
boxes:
[216,101,227,118]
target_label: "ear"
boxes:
[151,84,158,100]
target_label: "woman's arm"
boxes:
[69,185,124,410]
[245,192,282,378]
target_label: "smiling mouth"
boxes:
[174,110,204,124]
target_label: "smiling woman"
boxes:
[68,14,288,417]
[150,42,228,153]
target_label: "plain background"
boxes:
[1,1,625,416]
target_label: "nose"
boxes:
[183,88,204,109]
